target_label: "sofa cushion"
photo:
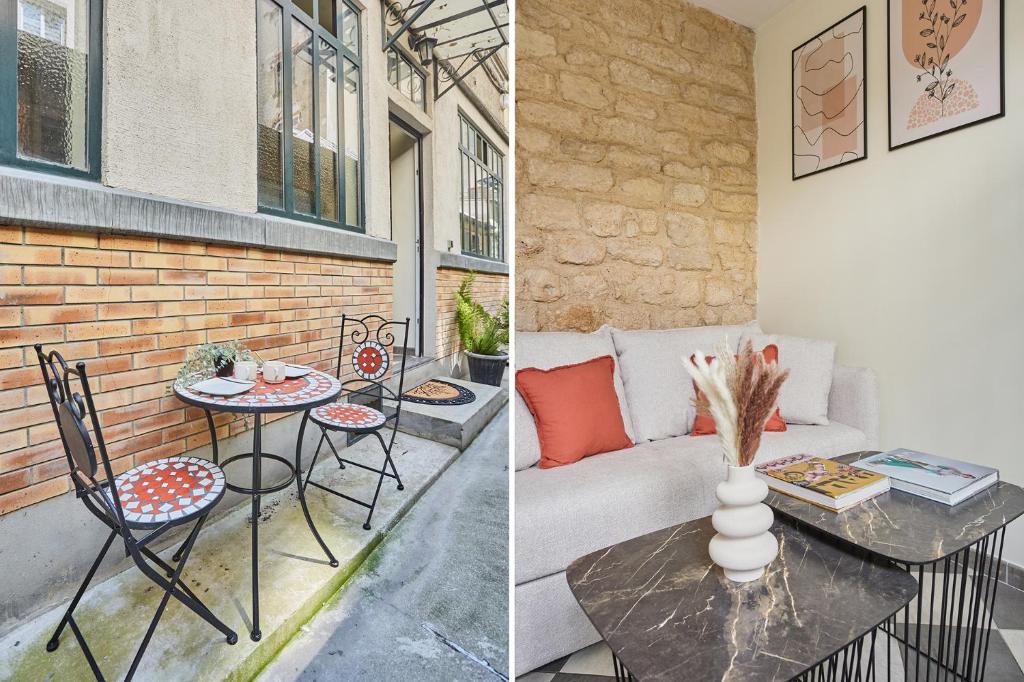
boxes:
[516,356,632,469]
[514,421,868,584]
[744,333,836,425]
[611,324,756,442]
[515,327,635,471]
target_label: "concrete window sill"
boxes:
[0,167,398,263]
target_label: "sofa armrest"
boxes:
[828,365,880,449]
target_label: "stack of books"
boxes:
[756,455,889,512]
[757,449,999,511]
[850,449,998,506]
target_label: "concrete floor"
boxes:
[257,404,509,681]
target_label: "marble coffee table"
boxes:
[566,516,918,681]
[767,451,1024,681]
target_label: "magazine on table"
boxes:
[850,449,998,506]
[755,454,890,512]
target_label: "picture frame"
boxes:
[792,7,868,181]
[887,0,1005,150]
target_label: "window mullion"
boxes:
[281,9,295,214]
[87,0,103,177]
[311,29,322,220]
[0,0,18,164]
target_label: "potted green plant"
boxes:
[455,272,509,386]
[175,341,252,385]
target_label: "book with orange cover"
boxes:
[756,454,890,512]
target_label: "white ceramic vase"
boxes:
[708,464,779,583]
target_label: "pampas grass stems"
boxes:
[684,340,789,468]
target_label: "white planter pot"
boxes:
[708,464,779,583]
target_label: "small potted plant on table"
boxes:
[176,341,252,384]
[455,272,509,387]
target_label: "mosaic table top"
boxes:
[173,369,341,414]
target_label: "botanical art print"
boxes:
[792,7,867,180]
[888,0,1004,149]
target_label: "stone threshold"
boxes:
[396,376,509,451]
[0,429,462,681]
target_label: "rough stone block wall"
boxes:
[0,226,392,514]
[516,0,758,332]
[436,269,509,360]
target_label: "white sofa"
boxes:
[513,324,880,675]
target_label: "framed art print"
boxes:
[888,0,1004,150]
[792,7,867,181]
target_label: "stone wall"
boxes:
[516,0,758,332]
[0,226,392,514]
[436,269,509,361]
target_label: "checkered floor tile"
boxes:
[518,583,1024,681]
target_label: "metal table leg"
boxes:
[250,413,262,641]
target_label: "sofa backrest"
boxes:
[514,323,760,470]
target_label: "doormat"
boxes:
[402,379,476,406]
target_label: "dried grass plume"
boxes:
[684,341,789,467]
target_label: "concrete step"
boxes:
[396,376,509,451]
[0,430,462,681]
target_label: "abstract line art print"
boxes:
[888,0,1004,150]
[792,7,867,180]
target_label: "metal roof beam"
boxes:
[414,0,504,32]
[382,0,436,52]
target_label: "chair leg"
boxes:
[124,514,220,681]
[47,529,118,653]
[373,429,404,491]
[321,426,345,469]
[170,517,203,564]
[295,411,338,567]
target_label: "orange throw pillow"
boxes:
[691,344,787,435]
[516,355,633,469]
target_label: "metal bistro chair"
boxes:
[298,315,410,531]
[35,345,237,681]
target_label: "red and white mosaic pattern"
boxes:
[352,341,389,381]
[106,456,225,525]
[174,370,341,413]
[311,402,387,431]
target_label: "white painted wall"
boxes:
[756,1,1024,564]
[102,0,257,212]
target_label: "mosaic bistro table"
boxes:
[173,369,341,641]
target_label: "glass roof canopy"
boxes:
[383,0,509,99]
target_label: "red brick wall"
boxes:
[435,268,509,360]
[0,226,393,514]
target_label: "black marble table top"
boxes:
[766,451,1024,565]
[566,516,917,682]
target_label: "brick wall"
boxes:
[0,226,392,514]
[435,269,509,360]
[516,0,758,332]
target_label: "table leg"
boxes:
[204,409,219,464]
[250,412,262,642]
[295,410,338,567]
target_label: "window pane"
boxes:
[341,3,358,53]
[256,0,284,209]
[294,0,313,20]
[291,18,315,215]
[16,0,89,170]
[386,48,398,86]
[343,59,361,226]
[411,71,424,108]
[317,0,335,35]
[318,41,338,221]
[396,59,411,99]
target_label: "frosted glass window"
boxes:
[256,0,284,209]
[291,18,315,215]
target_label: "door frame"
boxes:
[388,114,425,356]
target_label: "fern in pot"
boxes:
[455,272,508,386]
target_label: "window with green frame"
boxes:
[459,115,504,261]
[386,47,425,111]
[0,0,102,179]
[257,0,363,231]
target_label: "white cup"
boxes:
[262,361,286,384]
[234,361,257,382]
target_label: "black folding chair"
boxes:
[35,345,237,681]
[297,315,410,530]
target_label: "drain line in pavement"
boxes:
[421,622,509,681]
